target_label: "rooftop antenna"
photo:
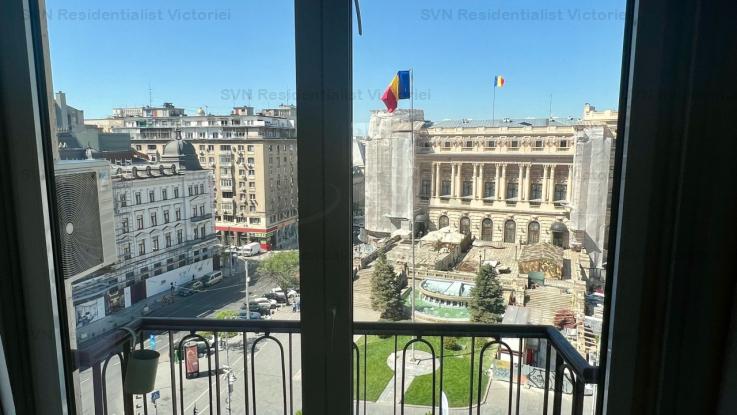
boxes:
[549,93,553,120]
[148,83,152,107]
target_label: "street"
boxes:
[77,260,304,415]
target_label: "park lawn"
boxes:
[354,335,498,408]
[403,338,497,407]
[354,335,415,401]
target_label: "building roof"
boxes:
[429,117,578,129]
[502,305,531,325]
[420,226,466,245]
[519,242,564,264]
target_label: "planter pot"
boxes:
[123,349,160,394]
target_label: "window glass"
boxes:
[352,1,623,412]
[45,2,300,414]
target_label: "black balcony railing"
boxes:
[79,318,597,415]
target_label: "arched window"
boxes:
[438,215,449,229]
[459,217,471,235]
[481,218,493,241]
[504,220,516,243]
[528,221,540,244]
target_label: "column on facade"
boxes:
[434,162,441,197]
[500,164,507,201]
[455,163,462,198]
[566,165,573,202]
[548,165,557,202]
[523,163,531,201]
[542,164,549,203]
[471,164,478,199]
[478,163,485,199]
[494,164,500,199]
[517,164,524,201]
[450,163,456,197]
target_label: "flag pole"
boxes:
[409,68,416,328]
[492,83,497,124]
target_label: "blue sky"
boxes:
[46,0,626,133]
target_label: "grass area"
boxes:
[353,335,409,401]
[354,335,497,407]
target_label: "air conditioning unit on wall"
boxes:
[54,160,116,281]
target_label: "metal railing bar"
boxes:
[214,332,222,415]
[169,331,178,415]
[139,335,149,415]
[477,340,514,415]
[101,352,123,415]
[354,322,549,338]
[176,333,214,415]
[572,376,585,415]
[544,328,596,382]
[250,334,287,415]
[363,334,367,415]
[140,317,300,333]
[400,337,436,415]
[393,336,397,415]
[543,339,552,415]
[553,353,564,415]
[439,336,444,415]
[468,336,475,415]
[243,332,250,415]
[289,333,294,415]
[353,342,360,415]
[516,338,522,415]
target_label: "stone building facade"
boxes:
[88,104,298,250]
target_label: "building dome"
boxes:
[161,130,202,170]
[163,138,196,157]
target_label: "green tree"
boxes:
[370,254,405,320]
[258,251,300,290]
[468,265,506,323]
[198,310,239,339]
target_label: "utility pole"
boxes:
[245,259,250,317]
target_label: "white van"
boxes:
[204,271,223,287]
[239,242,261,257]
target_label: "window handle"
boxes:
[329,306,337,350]
[353,0,363,36]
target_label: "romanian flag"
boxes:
[494,75,505,88]
[381,70,411,113]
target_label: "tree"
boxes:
[370,254,405,320]
[468,265,506,323]
[258,251,300,290]
[198,310,239,339]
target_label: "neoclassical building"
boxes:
[364,104,617,264]
[417,117,578,247]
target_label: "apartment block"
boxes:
[88,104,299,250]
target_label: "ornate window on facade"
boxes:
[481,218,493,241]
[438,215,449,229]
[459,217,471,235]
[504,220,516,243]
[528,221,540,244]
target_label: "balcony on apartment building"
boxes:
[81,318,596,415]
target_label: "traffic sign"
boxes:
[150,390,160,403]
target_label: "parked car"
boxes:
[264,292,287,304]
[176,287,194,297]
[191,281,204,291]
[238,310,262,320]
[204,271,223,287]
[242,301,270,315]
